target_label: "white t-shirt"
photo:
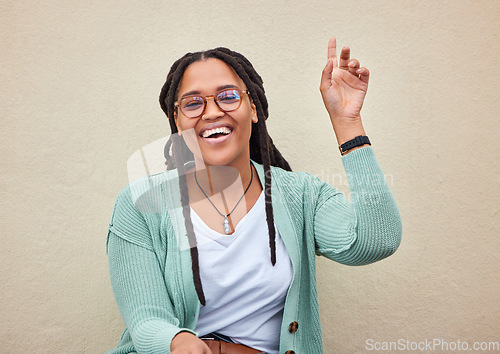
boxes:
[192,191,293,354]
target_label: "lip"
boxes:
[198,122,234,145]
[200,131,232,145]
[198,122,234,136]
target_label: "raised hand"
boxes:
[320,37,369,123]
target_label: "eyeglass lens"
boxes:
[180,89,242,118]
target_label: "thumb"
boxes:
[320,59,333,92]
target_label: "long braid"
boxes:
[256,109,277,264]
[159,48,291,304]
[171,133,206,305]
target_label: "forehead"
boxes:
[178,58,244,95]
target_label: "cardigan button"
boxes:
[288,321,299,333]
[285,351,296,354]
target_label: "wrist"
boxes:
[330,119,366,146]
[338,135,371,155]
[170,331,197,351]
[329,113,362,125]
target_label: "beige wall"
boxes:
[2,0,499,352]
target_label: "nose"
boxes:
[202,97,225,120]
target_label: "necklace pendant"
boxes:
[223,216,231,234]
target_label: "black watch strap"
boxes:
[339,135,371,155]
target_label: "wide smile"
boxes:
[198,123,234,145]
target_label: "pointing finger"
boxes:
[327,37,338,68]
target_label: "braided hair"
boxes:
[159,48,291,305]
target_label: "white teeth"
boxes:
[202,127,232,138]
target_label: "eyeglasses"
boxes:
[174,88,250,118]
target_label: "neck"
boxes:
[193,158,254,197]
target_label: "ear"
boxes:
[174,111,182,136]
[251,102,258,123]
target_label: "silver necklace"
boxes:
[194,162,254,234]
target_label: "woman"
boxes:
[106,37,402,354]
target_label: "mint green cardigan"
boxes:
[106,147,402,353]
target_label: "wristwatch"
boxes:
[339,135,371,155]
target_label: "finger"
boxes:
[356,67,370,84]
[327,37,338,68]
[320,59,334,92]
[338,47,350,69]
[348,59,360,76]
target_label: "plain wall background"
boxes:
[2,0,499,352]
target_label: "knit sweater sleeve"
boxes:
[106,185,196,353]
[313,146,402,265]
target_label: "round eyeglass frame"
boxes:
[174,88,250,119]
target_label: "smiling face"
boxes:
[174,58,257,169]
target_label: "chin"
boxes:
[196,154,236,167]
[193,147,250,169]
